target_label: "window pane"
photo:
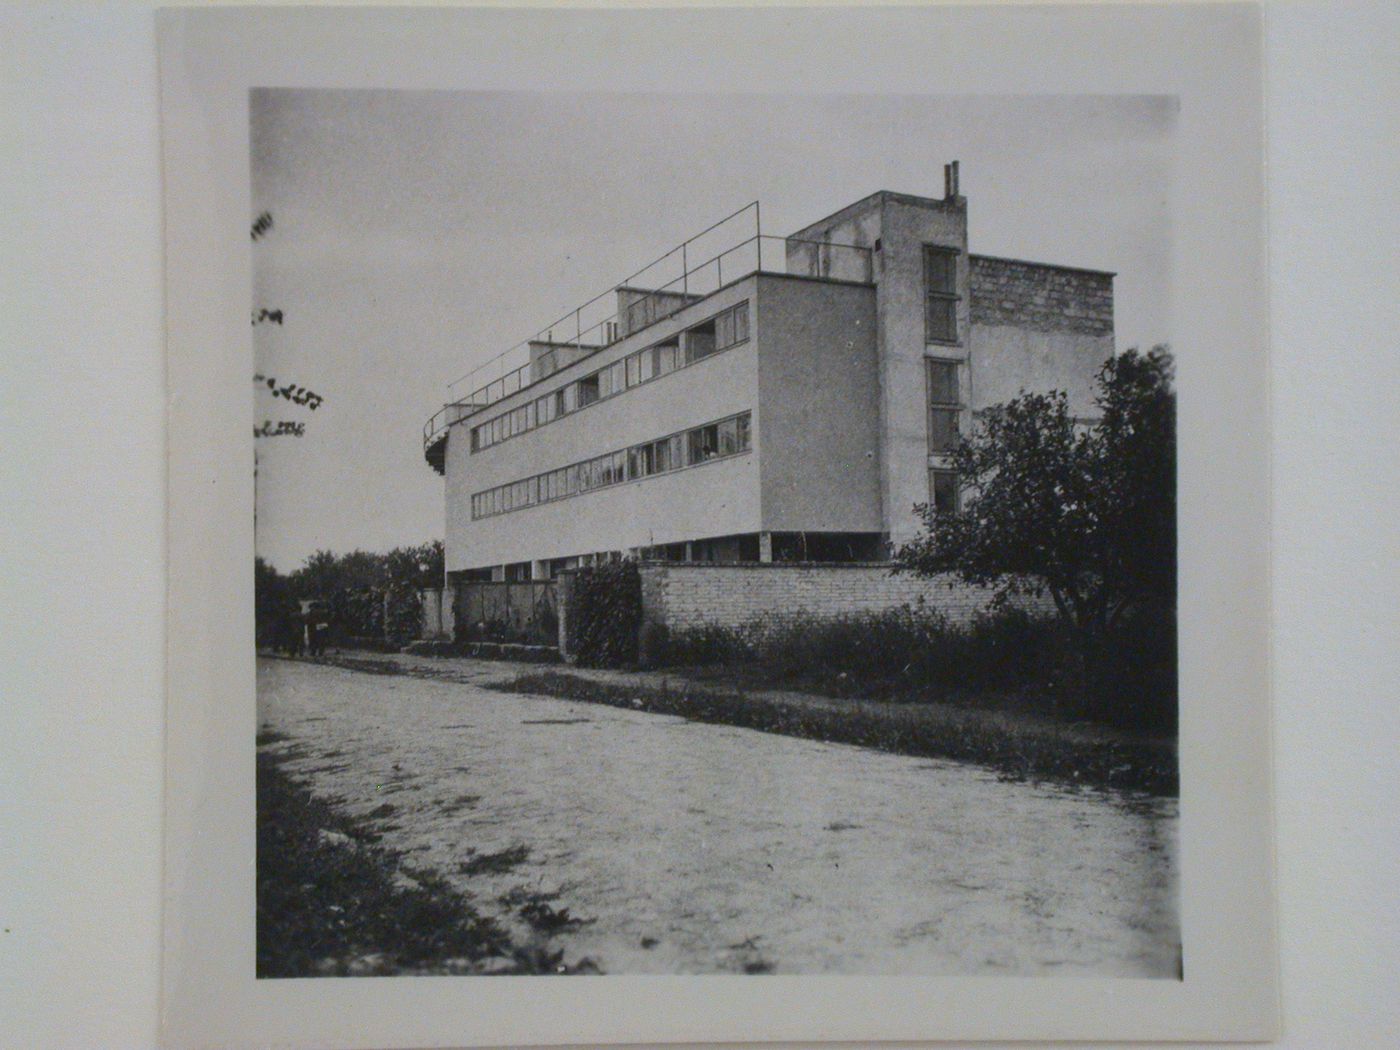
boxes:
[925,246,956,293]
[579,375,599,406]
[926,296,957,342]
[687,328,717,363]
[928,360,958,403]
[626,353,641,387]
[689,423,719,464]
[929,407,961,452]
[716,310,734,348]
[735,412,751,451]
[931,470,958,514]
[733,302,749,342]
[612,361,626,393]
[719,417,738,455]
[638,350,655,382]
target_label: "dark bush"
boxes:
[568,561,642,668]
[637,620,671,669]
[664,603,1066,698]
[1078,602,1178,734]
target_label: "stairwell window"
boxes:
[929,469,959,514]
[924,245,960,344]
[927,357,962,454]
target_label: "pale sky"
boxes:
[251,90,1175,572]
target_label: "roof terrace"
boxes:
[423,201,873,472]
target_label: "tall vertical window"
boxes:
[927,358,962,453]
[924,245,960,343]
[929,469,959,515]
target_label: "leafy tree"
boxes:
[384,540,445,592]
[273,542,445,647]
[254,556,295,647]
[895,348,1176,691]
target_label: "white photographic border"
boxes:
[160,5,1276,1046]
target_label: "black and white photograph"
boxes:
[154,5,1278,1046]
[250,89,1180,980]
[21,2,1400,1049]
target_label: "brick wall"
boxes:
[638,562,1051,634]
[969,255,1113,337]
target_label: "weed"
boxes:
[459,844,530,876]
[257,749,530,977]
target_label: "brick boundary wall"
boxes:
[637,562,1053,638]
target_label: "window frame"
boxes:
[467,411,752,519]
[923,244,961,345]
[926,356,963,455]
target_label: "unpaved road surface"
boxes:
[258,657,1178,976]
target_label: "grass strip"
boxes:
[487,672,1177,798]
[257,740,578,976]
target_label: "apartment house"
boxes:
[424,165,1114,584]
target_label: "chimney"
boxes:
[944,160,960,201]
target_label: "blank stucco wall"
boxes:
[641,562,1049,632]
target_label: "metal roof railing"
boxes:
[423,206,873,459]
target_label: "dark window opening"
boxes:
[684,318,717,364]
[930,469,959,515]
[770,532,886,563]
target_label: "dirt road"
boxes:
[258,656,1178,976]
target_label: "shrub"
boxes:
[637,620,671,669]
[567,561,642,668]
[664,604,1064,696]
[661,602,1175,733]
